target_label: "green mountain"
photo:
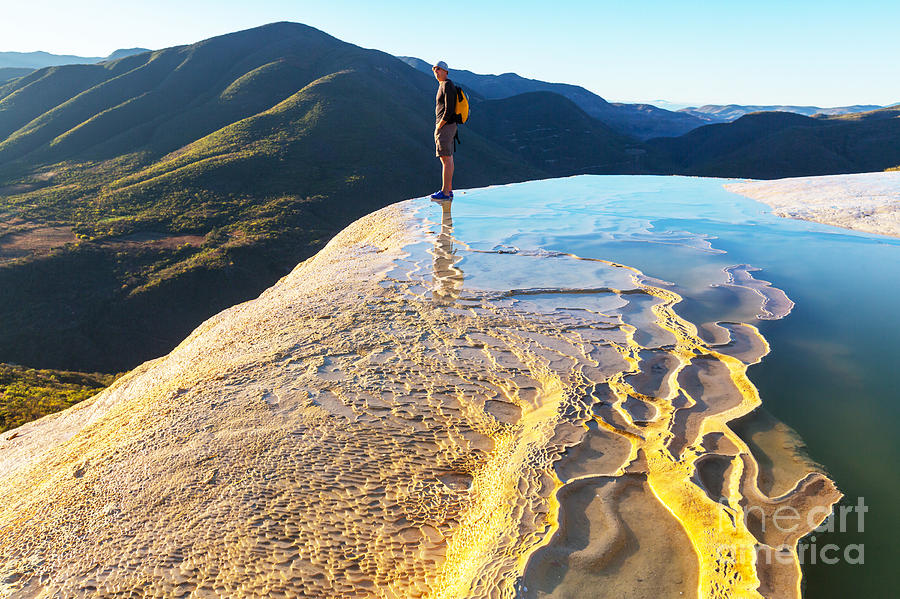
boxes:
[467,92,638,175]
[398,56,705,139]
[0,22,537,373]
[645,107,900,178]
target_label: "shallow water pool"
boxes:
[418,175,898,598]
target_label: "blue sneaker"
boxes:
[430,190,453,200]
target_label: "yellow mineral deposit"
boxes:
[0,198,841,598]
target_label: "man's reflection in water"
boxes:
[432,200,465,304]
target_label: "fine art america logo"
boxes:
[719,496,866,566]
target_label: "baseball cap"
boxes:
[433,60,449,71]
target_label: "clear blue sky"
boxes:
[3,0,898,106]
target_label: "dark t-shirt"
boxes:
[435,79,457,125]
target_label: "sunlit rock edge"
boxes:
[725,171,900,238]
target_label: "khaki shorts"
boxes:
[435,122,457,157]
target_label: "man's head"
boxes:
[432,60,449,81]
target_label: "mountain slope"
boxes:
[0,67,33,83]
[466,92,638,175]
[645,107,900,178]
[0,23,537,373]
[607,101,707,140]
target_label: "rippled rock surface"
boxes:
[0,176,842,598]
[725,171,900,238]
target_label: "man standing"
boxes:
[431,60,457,201]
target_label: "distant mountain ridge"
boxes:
[398,56,706,139]
[0,48,150,69]
[106,48,150,60]
[0,50,108,68]
[635,99,697,111]
[0,48,151,82]
[680,103,891,123]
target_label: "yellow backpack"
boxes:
[454,87,469,124]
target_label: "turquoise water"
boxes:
[420,175,899,597]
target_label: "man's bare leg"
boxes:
[440,155,454,195]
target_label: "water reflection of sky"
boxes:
[414,175,900,598]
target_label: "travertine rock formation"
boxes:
[0,194,840,598]
[726,172,900,238]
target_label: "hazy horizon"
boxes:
[2,0,899,106]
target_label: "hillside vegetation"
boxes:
[467,92,638,175]
[0,22,536,373]
[0,68,34,83]
[646,108,900,178]
[0,364,116,433]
